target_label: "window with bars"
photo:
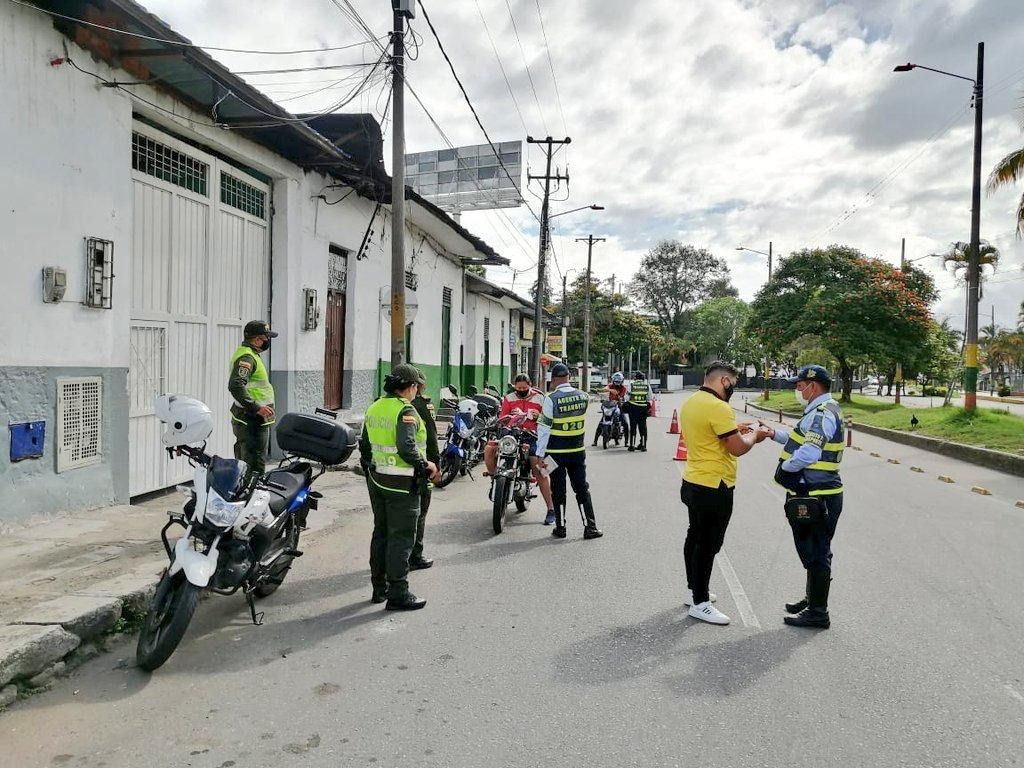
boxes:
[220,172,266,219]
[56,377,103,472]
[442,287,453,307]
[132,132,208,195]
[484,317,490,340]
[405,270,418,290]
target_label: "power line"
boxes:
[474,0,528,136]
[503,0,548,135]
[8,0,386,54]
[534,0,568,137]
[415,0,539,223]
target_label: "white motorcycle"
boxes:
[135,395,356,671]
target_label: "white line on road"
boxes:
[1006,684,1024,706]
[718,548,762,629]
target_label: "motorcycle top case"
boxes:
[276,412,357,465]
[472,393,500,418]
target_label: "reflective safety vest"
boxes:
[544,387,589,454]
[230,345,275,425]
[364,395,427,493]
[628,381,650,406]
[778,400,844,496]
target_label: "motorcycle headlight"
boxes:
[204,490,245,528]
[499,435,519,456]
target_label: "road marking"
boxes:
[1005,684,1024,706]
[717,548,761,629]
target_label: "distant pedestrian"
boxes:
[757,365,844,629]
[623,370,651,452]
[678,361,767,625]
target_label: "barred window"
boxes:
[220,172,266,219]
[442,287,452,307]
[132,132,208,195]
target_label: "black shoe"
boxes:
[583,526,603,539]
[639,444,647,452]
[371,587,388,604]
[784,608,829,628]
[409,557,434,570]
[784,598,808,614]
[627,445,635,452]
[552,526,567,539]
[386,592,427,611]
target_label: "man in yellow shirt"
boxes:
[679,361,768,625]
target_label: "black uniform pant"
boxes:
[412,486,432,560]
[789,493,843,573]
[549,451,590,511]
[624,403,648,446]
[680,480,735,605]
[366,476,421,596]
[232,420,269,481]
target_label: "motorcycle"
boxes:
[486,412,538,535]
[436,397,484,488]
[135,395,356,671]
[596,400,624,449]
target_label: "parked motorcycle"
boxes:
[486,412,538,535]
[596,400,624,449]
[135,395,356,671]
[436,397,484,488]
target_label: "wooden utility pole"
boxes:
[527,135,570,382]
[389,1,414,366]
[575,235,605,392]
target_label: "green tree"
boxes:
[686,297,761,369]
[987,126,1024,236]
[747,245,936,402]
[628,241,736,335]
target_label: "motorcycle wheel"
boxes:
[603,428,610,449]
[514,483,528,513]
[254,521,300,598]
[492,476,509,534]
[435,454,460,488]
[136,570,201,672]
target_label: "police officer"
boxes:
[759,365,844,629]
[624,370,651,452]
[228,320,278,483]
[358,364,440,611]
[535,363,603,540]
[409,374,438,571]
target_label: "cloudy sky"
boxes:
[145,0,1024,331]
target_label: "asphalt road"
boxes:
[4,395,1023,768]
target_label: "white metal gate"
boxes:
[129,122,270,495]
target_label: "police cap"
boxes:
[549,362,570,378]
[788,365,832,387]
[243,320,278,339]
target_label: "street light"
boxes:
[894,43,984,412]
[531,204,605,383]
[736,243,773,399]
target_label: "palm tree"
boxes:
[988,137,1024,236]
[1018,299,1024,332]
[931,240,1000,303]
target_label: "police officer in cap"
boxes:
[535,362,603,539]
[228,320,278,483]
[358,364,440,610]
[758,365,845,629]
[409,373,439,570]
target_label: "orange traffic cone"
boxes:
[673,432,688,461]
[649,397,658,417]
[667,409,679,434]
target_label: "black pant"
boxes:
[412,487,431,560]
[549,451,590,510]
[624,404,648,446]
[789,493,843,572]
[681,480,735,605]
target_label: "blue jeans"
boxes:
[789,493,843,572]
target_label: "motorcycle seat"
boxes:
[264,469,305,514]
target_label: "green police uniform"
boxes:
[410,393,439,564]
[228,338,275,481]
[358,391,429,602]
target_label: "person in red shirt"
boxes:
[484,373,554,522]
[593,371,628,447]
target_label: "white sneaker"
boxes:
[688,601,730,625]
[684,590,717,606]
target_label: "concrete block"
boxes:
[0,684,17,709]
[27,660,65,688]
[1016,500,1024,510]
[971,486,992,496]
[887,458,901,464]
[910,466,925,473]
[15,594,122,641]
[938,475,955,484]
[870,452,882,458]
[77,569,160,617]
[0,624,80,687]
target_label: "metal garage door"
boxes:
[129,123,270,495]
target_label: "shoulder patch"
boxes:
[401,415,419,424]
[237,360,253,373]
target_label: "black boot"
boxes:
[386,591,427,611]
[579,493,603,539]
[784,569,830,628]
[370,584,388,604]
[552,504,567,538]
[785,571,811,614]
[408,556,434,570]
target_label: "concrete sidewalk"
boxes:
[0,466,368,709]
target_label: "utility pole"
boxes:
[990,304,996,395]
[763,241,772,400]
[896,237,906,405]
[561,274,568,371]
[966,42,985,412]
[575,235,605,392]
[527,136,570,383]
[389,0,414,366]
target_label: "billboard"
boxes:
[405,141,523,212]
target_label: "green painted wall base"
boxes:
[375,361,509,402]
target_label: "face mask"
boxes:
[260,337,271,351]
[723,381,735,402]
[797,388,811,404]
[515,389,530,398]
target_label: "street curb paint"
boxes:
[910,466,924,473]
[971,486,992,496]
[938,475,955,483]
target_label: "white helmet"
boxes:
[457,398,480,419]
[155,394,214,447]
[611,372,624,384]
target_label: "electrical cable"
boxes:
[8,0,386,54]
[503,0,548,135]
[534,0,568,137]
[474,0,528,136]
